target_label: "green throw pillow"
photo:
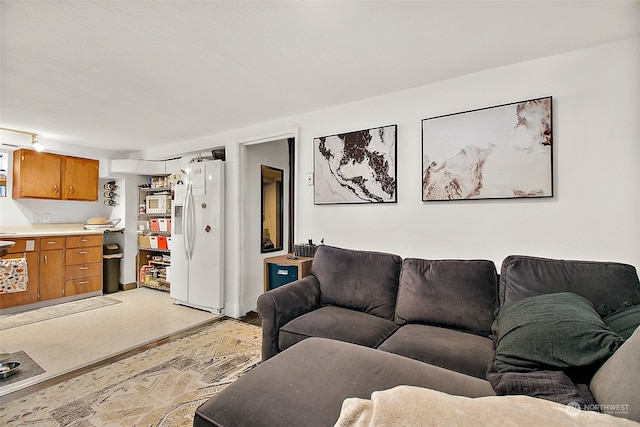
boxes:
[494,292,625,373]
[603,304,640,340]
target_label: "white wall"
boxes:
[293,38,640,268]
[121,37,640,314]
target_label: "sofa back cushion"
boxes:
[499,255,640,308]
[394,259,498,335]
[312,245,403,320]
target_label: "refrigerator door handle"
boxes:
[184,183,193,260]
[188,184,196,259]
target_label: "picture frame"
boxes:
[421,96,553,201]
[314,124,397,205]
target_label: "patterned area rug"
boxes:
[0,318,261,426]
[0,296,122,331]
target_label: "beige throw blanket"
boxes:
[0,257,28,293]
[334,386,639,427]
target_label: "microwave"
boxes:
[146,194,171,214]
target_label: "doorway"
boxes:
[240,137,294,315]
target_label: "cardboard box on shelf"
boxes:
[138,234,151,248]
[149,218,160,231]
[149,235,159,249]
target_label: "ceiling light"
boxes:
[31,134,44,152]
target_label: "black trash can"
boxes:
[103,243,122,293]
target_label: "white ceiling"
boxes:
[1,1,639,154]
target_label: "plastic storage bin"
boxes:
[268,264,298,289]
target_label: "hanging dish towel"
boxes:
[0,258,28,293]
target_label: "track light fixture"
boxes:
[31,134,44,152]
[0,127,44,152]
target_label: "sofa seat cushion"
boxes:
[278,305,399,352]
[311,245,403,320]
[395,258,498,335]
[376,324,493,379]
[194,337,495,427]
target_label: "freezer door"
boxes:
[170,188,189,303]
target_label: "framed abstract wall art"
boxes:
[314,124,397,204]
[421,96,553,201]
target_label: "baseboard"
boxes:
[120,282,137,291]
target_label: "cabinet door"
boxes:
[63,156,99,201]
[12,150,62,199]
[40,249,65,300]
[0,251,39,308]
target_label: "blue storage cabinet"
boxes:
[268,264,298,289]
[263,255,313,292]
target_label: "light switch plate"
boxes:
[306,173,314,186]
[42,213,51,224]
[30,214,39,223]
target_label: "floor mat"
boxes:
[0,351,45,387]
[0,296,122,331]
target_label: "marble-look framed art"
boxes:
[314,124,397,205]
[421,96,553,201]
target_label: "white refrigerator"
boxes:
[170,159,225,313]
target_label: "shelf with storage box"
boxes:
[263,255,313,292]
[137,177,172,291]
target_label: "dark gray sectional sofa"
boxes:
[194,245,640,426]
[260,246,499,379]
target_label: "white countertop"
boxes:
[0,224,109,237]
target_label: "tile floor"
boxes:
[0,287,220,398]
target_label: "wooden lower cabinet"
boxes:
[65,234,102,298]
[0,250,39,308]
[0,233,103,310]
[39,248,65,300]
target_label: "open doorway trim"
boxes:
[236,129,298,316]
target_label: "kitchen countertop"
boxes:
[0,224,108,238]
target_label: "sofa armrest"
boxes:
[257,275,321,361]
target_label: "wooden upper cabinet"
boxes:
[12,150,62,199]
[12,149,99,201]
[62,156,99,201]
